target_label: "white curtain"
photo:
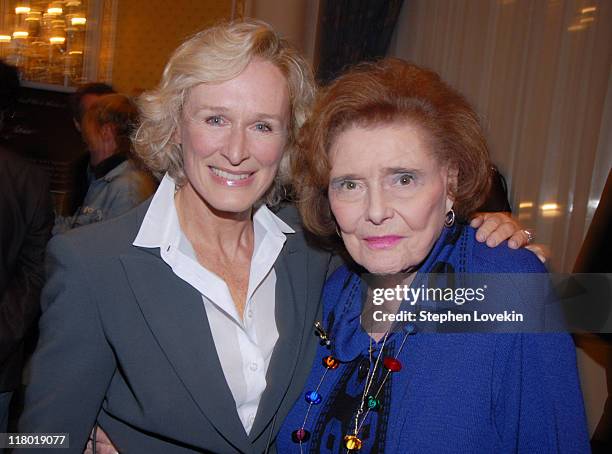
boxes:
[390,0,612,272]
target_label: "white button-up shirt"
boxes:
[133,174,294,434]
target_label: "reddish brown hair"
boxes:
[293,58,491,237]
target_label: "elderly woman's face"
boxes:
[177,58,290,214]
[329,122,453,274]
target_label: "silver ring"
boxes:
[522,229,535,244]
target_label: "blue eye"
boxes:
[255,122,272,132]
[206,116,224,126]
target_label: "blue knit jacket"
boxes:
[277,224,590,453]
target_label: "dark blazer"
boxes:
[19,200,332,453]
[0,148,53,392]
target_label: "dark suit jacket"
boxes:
[19,200,333,453]
[0,148,53,391]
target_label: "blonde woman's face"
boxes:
[176,58,290,215]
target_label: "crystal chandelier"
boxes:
[0,1,96,88]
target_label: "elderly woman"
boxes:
[20,22,529,453]
[278,59,589,453]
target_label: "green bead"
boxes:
[367,395,381,410]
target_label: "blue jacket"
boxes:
[278,224,590,453]
[53,159,156,234]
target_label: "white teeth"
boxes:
[210,167,250,181]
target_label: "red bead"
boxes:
[383,357,402,372]
[292,428,311,443]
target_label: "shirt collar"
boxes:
[91,152,127,179]
[253,201,295,238]
[133,173,177,248]
[133,173,295,249]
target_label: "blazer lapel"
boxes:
[249,234,310,439]
[120,250,251,453]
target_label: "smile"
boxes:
[209,166,254,187]
[363,235,404,250]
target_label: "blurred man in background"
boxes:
[69,83,117,208]
[53,94,156,234]
[0,60,54,431]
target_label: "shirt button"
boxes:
[247,309,253,318]
[249,414,255,424]
[250,362,258,371]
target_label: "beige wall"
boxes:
[247,0,320,63]
[390,0,612,274]
[111,0,233,94]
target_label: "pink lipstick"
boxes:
[363,235,403,250]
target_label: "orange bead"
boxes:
[322,355,339,369]
[343,435,363,450]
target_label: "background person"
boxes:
[279,58,589,453]
[0,61,54,432]
[53,94,157,234]
[69,82,117,208]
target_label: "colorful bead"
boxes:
[343,435,363,450]
[383,357,402,372]
[322,355,339,369]
[292,428,311,443]
[367,395,381,410]
[304,390,322,404]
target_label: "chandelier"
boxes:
[0,0,110,89]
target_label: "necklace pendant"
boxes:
[322,355,339,369]
[343,434,363,450]
[367,395,381,411]
[383,356,402,372]
[292,428,311,443]
[304,390,322,404]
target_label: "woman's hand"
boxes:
[470,212,548,262]
[85,427,118,454]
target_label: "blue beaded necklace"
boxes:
[291,321,411,452]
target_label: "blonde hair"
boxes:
[133,19,316,205]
